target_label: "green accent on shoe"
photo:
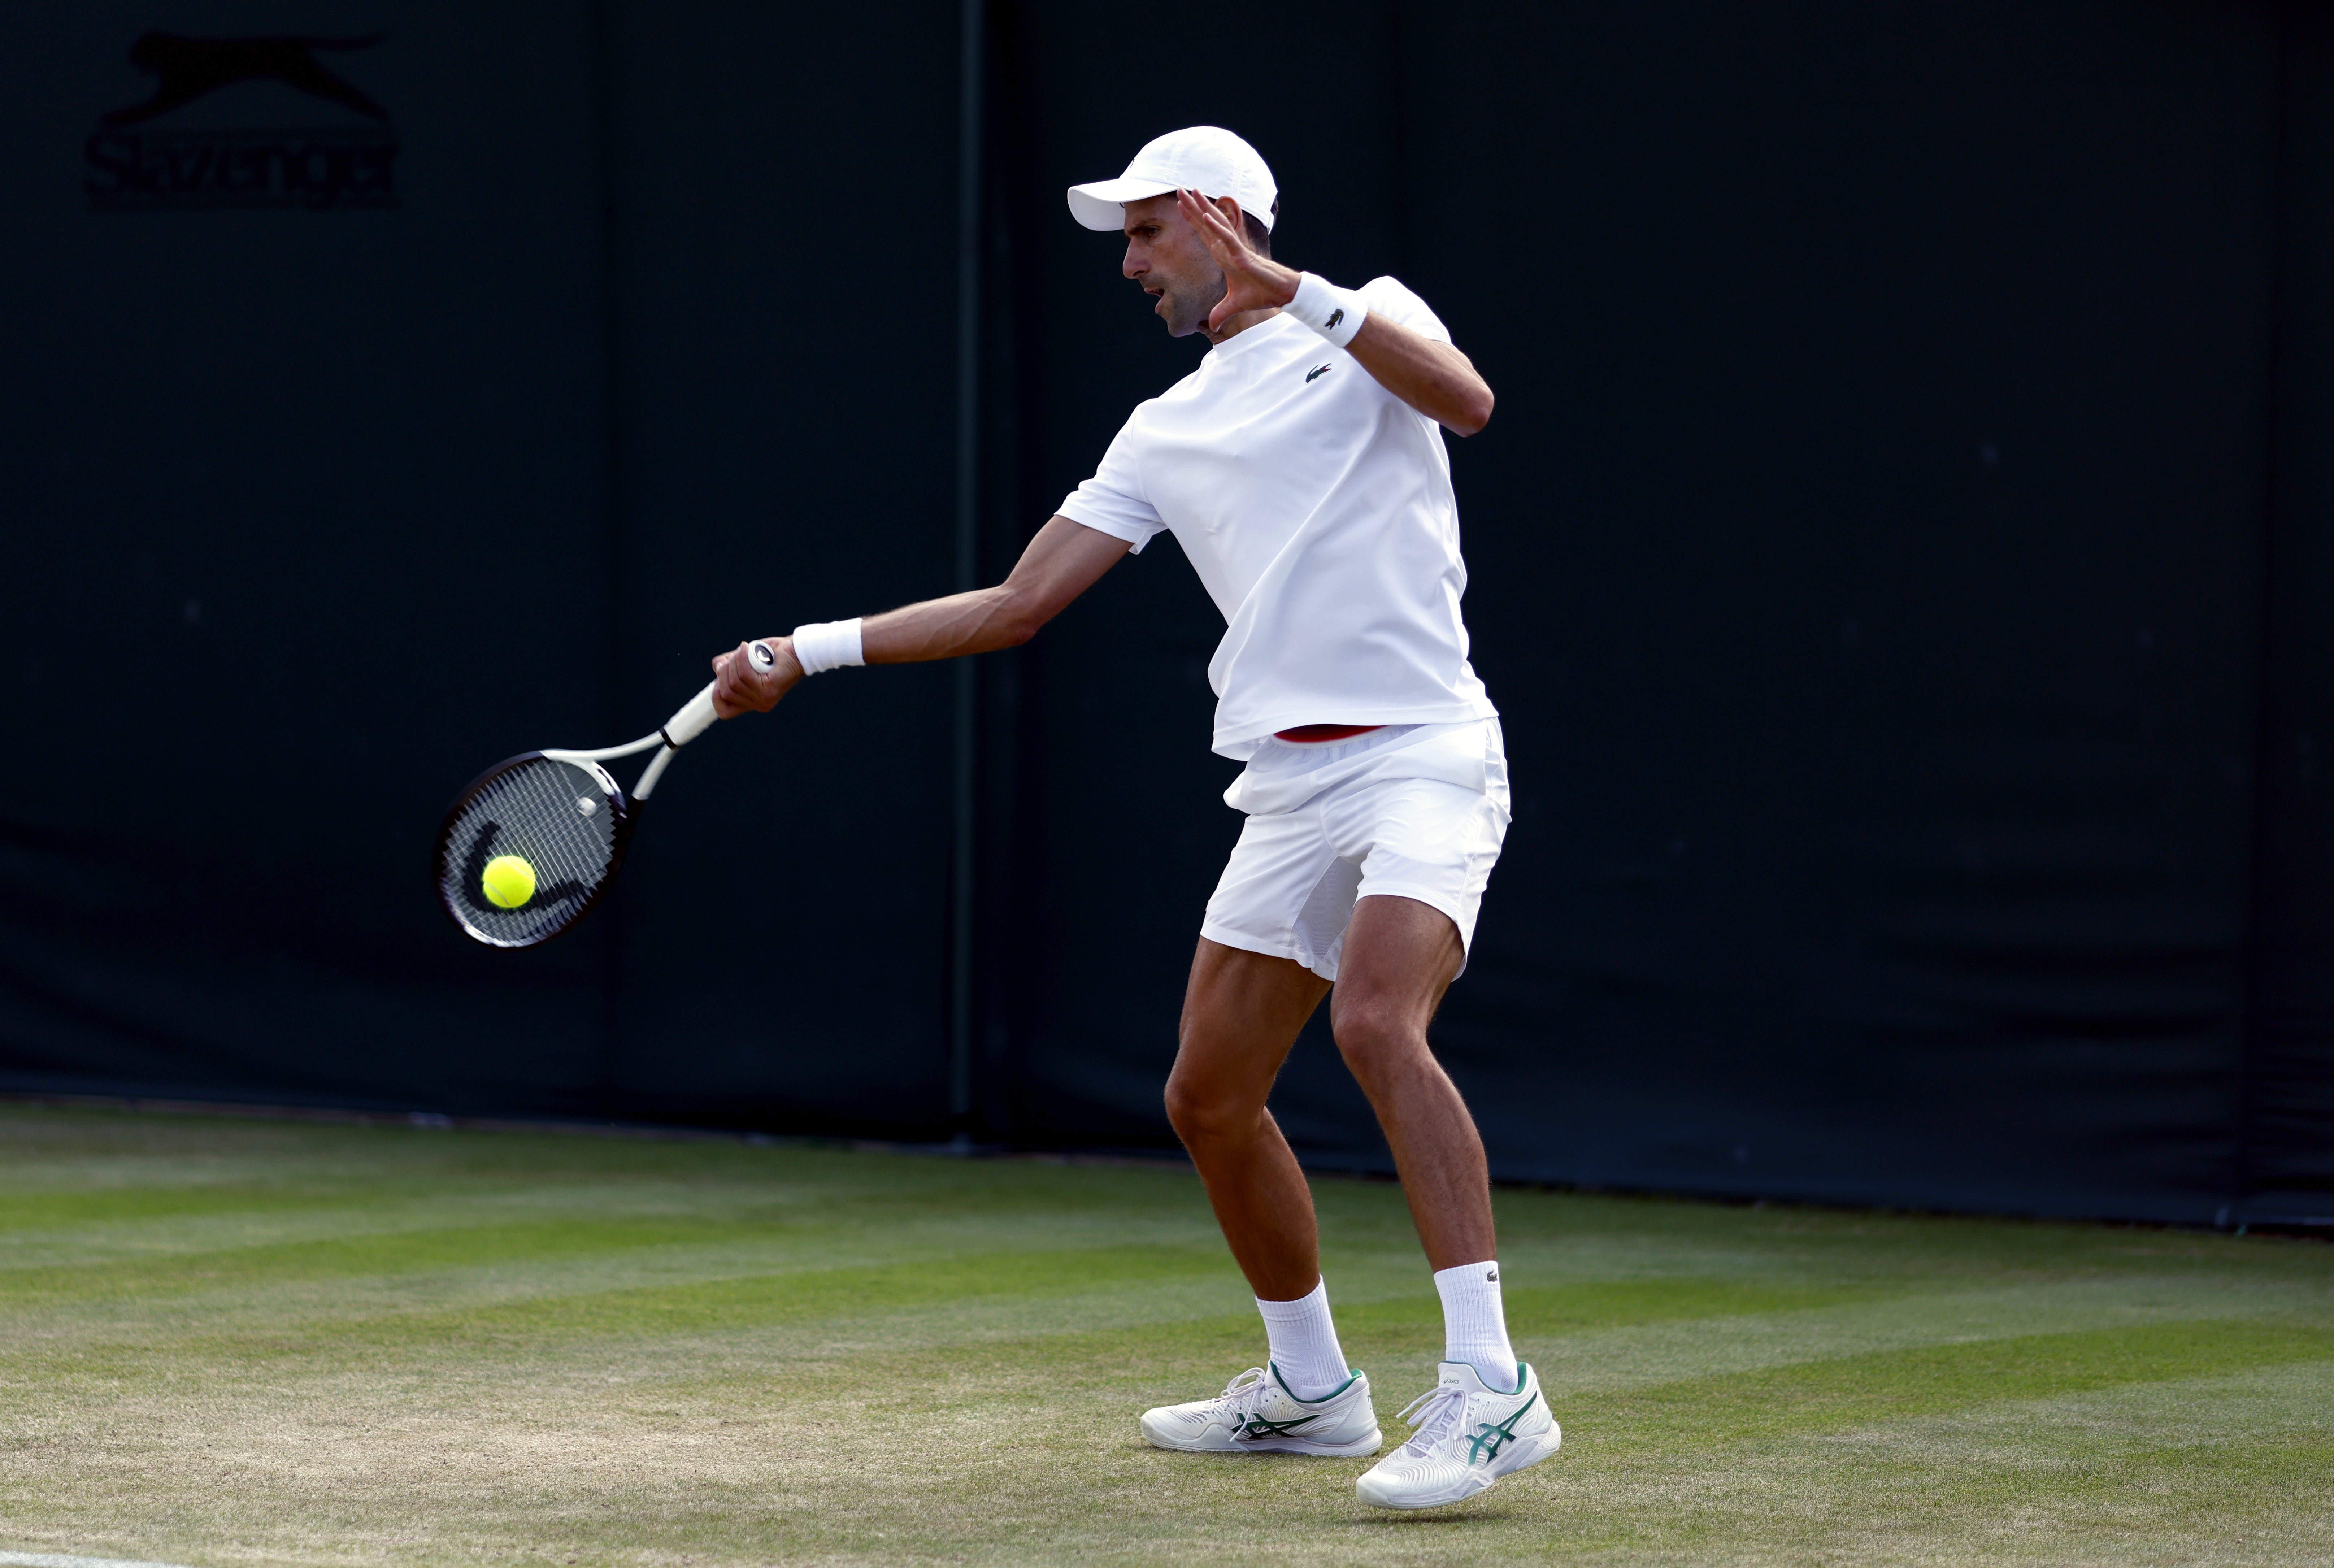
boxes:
[1455,1358,1530,1396]
[1268,1363,1361,1404]
[1463,1391,1539,1466]
[1234,1408,1325,1440]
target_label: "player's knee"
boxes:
[1331,1006,1423,1083]
[1162,1071,1253,1147]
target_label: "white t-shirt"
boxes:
[1058,275,1499,759]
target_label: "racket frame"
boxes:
[433,751,633,948]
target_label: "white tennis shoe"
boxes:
[1355,1360,1559,1508]
[1139,1364,1382,1456]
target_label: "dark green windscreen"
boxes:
[1,0,2327,1227]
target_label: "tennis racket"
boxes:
[435,640,777,948]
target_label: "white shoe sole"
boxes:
[1142,1413,1384,1457]
[1355,1421,1560,1509]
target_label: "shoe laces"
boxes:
[1393,1382,1469,1459]
[1201,1367,1287,1445]
[1209,1367,1274,1423]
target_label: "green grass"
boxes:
[0,1104,2329,1566]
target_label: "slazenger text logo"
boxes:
[84,31,400,210]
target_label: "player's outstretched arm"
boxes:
[710,516,1130,717]
[1177,188,1495,436]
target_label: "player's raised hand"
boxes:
[712,638,800,717]
[1178,187,1300,334]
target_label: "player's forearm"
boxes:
[860,586,1036,664]
[858,514,1129,666]
[1344,317,1495,436]
[713,591,1025,717]
[712,518,1126,717]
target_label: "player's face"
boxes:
[1120,194,1225,339]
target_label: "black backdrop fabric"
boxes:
[2,1,2328,1227]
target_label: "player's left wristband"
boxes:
[1285,272,1368,349]
[790,618,864,676]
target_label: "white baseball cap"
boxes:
[1066,126,1278,234]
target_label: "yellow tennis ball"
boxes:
[481,854,537,909]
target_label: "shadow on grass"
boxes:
[1340,1504,1524,1527]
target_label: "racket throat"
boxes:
[633,743,681,801]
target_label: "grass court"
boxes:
[1,1102,2329,1566]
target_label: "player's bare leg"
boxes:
[1165,902,1496,1278]
[1327,894,1495,1269]
[1163,940,1329,1303]
[1142,941,1382,1456]
[1332,894,1556,1509]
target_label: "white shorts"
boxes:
[1201,720,1510,983]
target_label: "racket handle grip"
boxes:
[662,644,773,749]
[662,681,720,747]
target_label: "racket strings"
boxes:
[438,757,619,947]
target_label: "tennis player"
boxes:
[710,126,1555,1510]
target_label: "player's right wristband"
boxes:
[1285,272,1368,348]
[790,618,864,676]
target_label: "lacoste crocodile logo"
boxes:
[1305,364,1331,383]
[1324,308,1344,330]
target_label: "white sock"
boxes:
[1255,1278,1352,1401]
[1434,1260,1519,1391]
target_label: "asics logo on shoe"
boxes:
[1462,1393,1538,1466]
[1305,364,1331,383]
[1233,1411,1323,1441]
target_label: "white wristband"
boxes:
[789,618,864,676]
[1285,272,1368,348]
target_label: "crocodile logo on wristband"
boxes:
[1324,308,1345,330]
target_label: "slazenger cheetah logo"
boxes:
[103,32,391,125]
[84,31,399,210]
